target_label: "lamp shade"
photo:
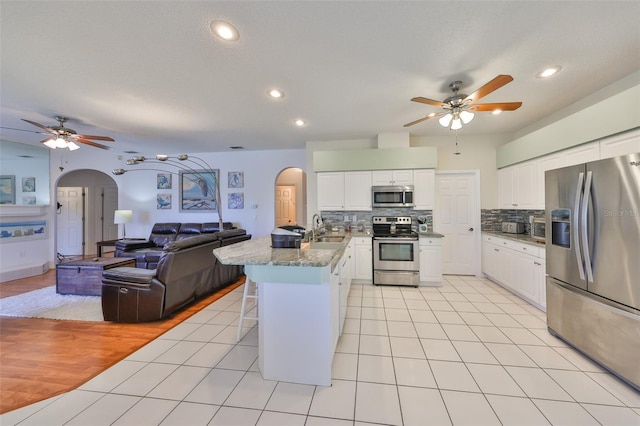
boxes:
[113,210,133,224]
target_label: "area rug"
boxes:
[0,286,103,321]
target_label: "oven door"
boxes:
[373,237,419,271]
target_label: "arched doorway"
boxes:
[56,169,118,257]
[274,168,307,228]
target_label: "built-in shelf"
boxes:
[0,205,49,218]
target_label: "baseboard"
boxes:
[0,262,50,283]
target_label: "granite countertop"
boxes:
[418,232,445,238]
[213,234,351,270]
[483,230,545,247]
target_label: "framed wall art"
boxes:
[23,196,36,205]
[157,194,171,209]
[228,192,244,209]
[22,177,36,192]
[0,175,16,204]
[228,171,244,188]
[180,169,219,211]
[157,173,172,189]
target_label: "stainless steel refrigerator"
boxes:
[545,153,640,390]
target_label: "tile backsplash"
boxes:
[481,209,545,234]
[320,209,432,232]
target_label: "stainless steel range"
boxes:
[372,216,420,286]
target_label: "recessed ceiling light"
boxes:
[294,119,307,127]
[267,89,284,99]
[210,20,239,41]
[536,65,562,79]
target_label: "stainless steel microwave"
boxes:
[372,185,414,208]
[531,217,546,241]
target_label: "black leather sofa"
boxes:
[102,232,247,322]
[114,222,243,268]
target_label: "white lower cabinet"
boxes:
[419,237,442,284]
[482,234,546,311]
[338,241,354,335]
[353,237,372,281]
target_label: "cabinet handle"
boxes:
[523,247,527,251]
[494,248,499,252]
[534,261,541,266]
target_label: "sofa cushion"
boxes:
[164,233,219,252]
[202,222,235,233]
[149,222,181,246]
[176,223,203,240]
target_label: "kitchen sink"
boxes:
[313,236,345,243]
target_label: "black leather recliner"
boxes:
[114,222,238,268]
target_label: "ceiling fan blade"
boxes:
[410,97,446,108]
[21,119,54,133]
[403,114,440,127]
[464,75,514,103]
[75,138,113,150]
[74,134,115,142]
[470,102,522,112]
[0,126,47,134]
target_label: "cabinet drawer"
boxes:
[354,237,371,245]
[419,238,441,246]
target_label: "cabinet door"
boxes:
[535,153,565,209]
[419,239,442,282]
[317,172,345,210]
[498,167,515,208]
[600,129,640,159]
[371,170,394,185]
[514,162,536,209]
[482,240,500,279]
[355,240,373,280]
[534,258,546,310]
[391,170,414,185]
[344,171,372,210]
[371,170,413,185]
[413,169,435,209]
[498,245,517,288]
[514,252,538,303]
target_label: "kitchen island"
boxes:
[213,234,357,386]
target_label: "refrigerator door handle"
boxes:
[574,172,586,280]
[581,171,594,283]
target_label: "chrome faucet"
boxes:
[310,213,321,242]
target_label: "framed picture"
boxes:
[157,194,171,209]
[157,173,172,189]
[0,175,16,204]
[228,192,244,209]
[23,196,36,205]
[228,171,244,188]
[180,169,218,211]
[22,177,36,192]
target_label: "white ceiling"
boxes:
[1,1,639,155]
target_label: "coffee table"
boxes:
[56,257,136,296]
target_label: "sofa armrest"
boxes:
[115,240,155,252]
[102,266,156,286]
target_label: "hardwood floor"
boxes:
[0,268,244,414]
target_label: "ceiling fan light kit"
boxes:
[404,74,522,130]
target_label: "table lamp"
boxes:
[114,210,133,239]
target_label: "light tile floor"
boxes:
[3,275,639,425]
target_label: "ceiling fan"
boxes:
[404,75,522,130]
[2,115,115,150]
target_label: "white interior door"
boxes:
[57,187,84,256]
[434,171,481,276]
[275,185,296,227]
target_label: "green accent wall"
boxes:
[313,146,438,172]
[497,85,640,168]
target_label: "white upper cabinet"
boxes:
[344,171,372,210]
[317,172,345,210]
[535,153,565,209]
[372,170,413,186]
[413,169,435,210]
[599,129,640,159]
[499,162,536,209]
[317,171,372,211]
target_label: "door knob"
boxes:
[468,227,474,232]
